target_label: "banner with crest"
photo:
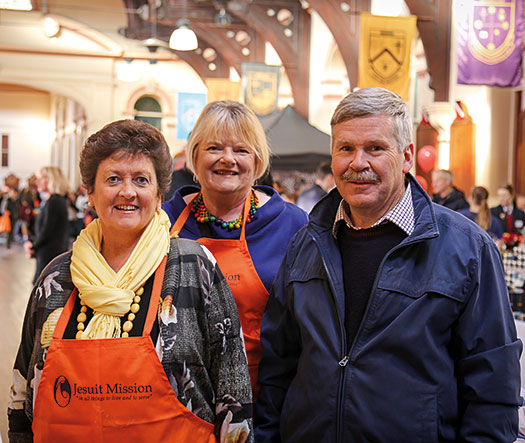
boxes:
[456,0,523,87]
[358,13,417,100]
[242,62,280,116]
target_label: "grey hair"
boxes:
[330,87,412,153]
[433,169,453,182]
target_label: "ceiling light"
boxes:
[169,0,198,51]
[42,15,60,38]
[169,19,198,51]
[142,37,168,53]
[340,2,351,12]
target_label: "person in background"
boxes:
[9,119,252,442]
[0,187,19,249]
[431,169,469,211]
[73,186,89,237]
[17,195,33,242]
[256,87,521,442]
[23,166,70,283]
[517,194,525,212]
[458,186,503,241]
[163,151,196,202]
[163,101,308,400]
[296,161,335,213]
[491,184,525,235]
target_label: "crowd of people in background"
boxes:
[0,173,96,284]
[428,169,525,250]
[1,165,524,269]
[0,180,93,247]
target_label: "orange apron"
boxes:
[32,256,215,442]
[171,193,268,399]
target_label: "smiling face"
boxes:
[331,114,414,227]
[194,135,257,199]
[88,152,160,243]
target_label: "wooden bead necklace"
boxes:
[76,286,144,339]
[192,190,259,230]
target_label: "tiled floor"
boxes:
[0,241,35,442]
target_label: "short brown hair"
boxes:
[185,101,270,179]
[80,120,172,197]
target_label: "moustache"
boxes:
[340,171,381,184]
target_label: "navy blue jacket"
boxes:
[256,175,522,442]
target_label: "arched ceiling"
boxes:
[121,0,452,117]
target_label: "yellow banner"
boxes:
[358,13,417,100]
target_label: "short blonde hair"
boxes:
[39,166,70,195]
[186,101,270,179]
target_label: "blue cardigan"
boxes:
[162,185,308,292]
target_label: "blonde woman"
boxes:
[24,166,70,283]
[163,101,308,399]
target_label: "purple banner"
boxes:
[456,0,523,87]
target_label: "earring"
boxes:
[193,174,198,183]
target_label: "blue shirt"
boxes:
[162,185,308,292]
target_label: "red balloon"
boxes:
[417,145,437,173]
[415,175,428,193]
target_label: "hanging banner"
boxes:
[358,13,417,100]
[242,62,280,116]
[176,92,207,140]
[456,0,523,87]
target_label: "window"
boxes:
[134,96,162,130]
[1,134,8,167]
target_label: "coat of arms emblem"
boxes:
[468,0,516,64]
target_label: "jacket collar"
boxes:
[309,173,439,242]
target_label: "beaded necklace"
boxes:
[76,286,144,339]
[192,190,259,230]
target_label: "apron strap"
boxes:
[239,191,252,242]
[53,256,168,340]
[170,194,200,237]
[143,255,168,336]
[53,288,78,340]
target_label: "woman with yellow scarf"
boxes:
[8,120,252,443]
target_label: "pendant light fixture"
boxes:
[169,0,198,51]
[41,0,61,38]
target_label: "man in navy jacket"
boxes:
[256,87,522,442]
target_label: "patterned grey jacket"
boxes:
[8,237,253,442]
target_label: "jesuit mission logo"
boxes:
[468,0,516,64]
[53,376,72,408]
[53,375,153,407]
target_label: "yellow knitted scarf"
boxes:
[70,209,171,339]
